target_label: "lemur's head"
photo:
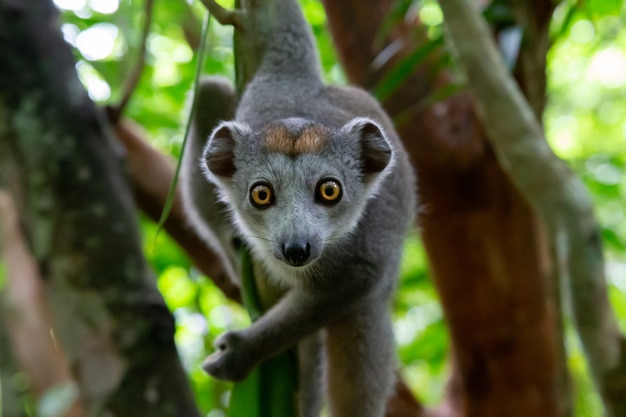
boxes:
[202,117,394,285]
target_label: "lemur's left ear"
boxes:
[343,118,392,174]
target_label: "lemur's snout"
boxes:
[282,241,311,266]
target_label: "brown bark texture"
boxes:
[322,1,567,416]
[0,1,200,416]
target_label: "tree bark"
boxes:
[0,1,200,416]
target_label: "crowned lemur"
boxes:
[180,1,416,416]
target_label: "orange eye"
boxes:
[317,179,342,204]
[250,183,274,208]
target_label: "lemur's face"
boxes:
[202,117,393,285]
[235,152,361,275]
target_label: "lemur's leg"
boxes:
[298,331,324,417]
[325,297,395,417]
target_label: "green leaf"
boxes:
[0,261,6,291]
[372,36,444,102]
[239,248,263,321]
[228,367,262,417]
[373,0,416,49]
[482,1,515,26]
[260,352,298,417]
[227,351,298,417]
[586,0,622,16]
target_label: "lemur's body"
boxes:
[181,1,416,416]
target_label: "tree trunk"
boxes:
[0,1,200,416]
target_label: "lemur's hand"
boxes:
[203,330,254,381]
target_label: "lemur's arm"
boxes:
[203,280,376,381]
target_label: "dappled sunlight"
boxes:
[54,0,119,14]
[546,13,626,158]
[53,0,86,11]
[75,61,111,101]
[76,23,119,61]
[588,47,626,88]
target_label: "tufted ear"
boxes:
[203,121,248,178]
[343,117,392,175]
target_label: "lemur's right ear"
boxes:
[342,118,393,175]
[203,121,249,178]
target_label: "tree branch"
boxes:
[438,0,626,415]
[507,0,556,119]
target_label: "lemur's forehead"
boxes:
[262,123,330,155]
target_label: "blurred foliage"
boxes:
[9,0,621,416]
[0,262,6,292]
[547,1,626,284]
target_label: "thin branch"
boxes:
[438,0,626,415]
[108,0,155,123]
[182,3,203,50]
[199,0,243,27]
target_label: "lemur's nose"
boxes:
[282,241,311,266]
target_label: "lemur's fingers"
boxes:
[202,331,251,381]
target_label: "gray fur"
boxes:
[181,2,416,417]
